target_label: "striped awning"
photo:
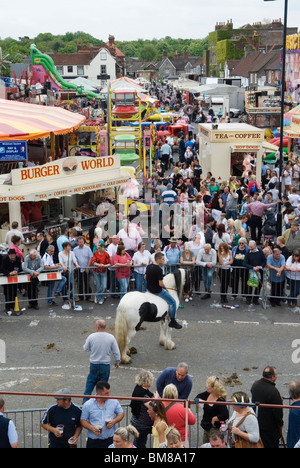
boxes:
[0,99,86,141]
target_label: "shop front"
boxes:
[198,123,265,183]
[0,155,130,249]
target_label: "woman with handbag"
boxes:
[228,391,263,449]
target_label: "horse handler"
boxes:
[145,252,182,329]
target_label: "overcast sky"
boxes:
[1,0,299,42]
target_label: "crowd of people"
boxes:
[2,361,300,449]
[3,152,300,314]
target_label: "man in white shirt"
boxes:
[5,222,24,246]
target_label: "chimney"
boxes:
[163,50,168,58]
[183,51,189,60]
[108,35,115,46]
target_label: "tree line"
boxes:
[0,32,208,67]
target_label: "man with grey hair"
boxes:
[156,362,192,399]
[243,241,266,305]
[22,249,44,310]
[196,243,217,299]
[83,319,120,402]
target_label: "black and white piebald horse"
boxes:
[114,268,191,363]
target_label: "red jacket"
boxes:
[92,251,111,274]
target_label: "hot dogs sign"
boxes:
[12,155,119,185]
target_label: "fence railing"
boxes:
[0,263,299,312]
[1,391,296,449]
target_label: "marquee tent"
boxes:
[0,99,86,141]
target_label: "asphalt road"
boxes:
[1,290,300,446]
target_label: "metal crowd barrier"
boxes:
[1,391,295,449]
[0,264,300,311]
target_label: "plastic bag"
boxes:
[247,269,259,288]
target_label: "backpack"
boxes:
[250,183,258,194]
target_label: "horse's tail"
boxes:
[114,301,129,357]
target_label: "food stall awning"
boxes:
[262,141,280,152]
[0,99,86,141]
[231,144,261,152]
[0,155,130,202]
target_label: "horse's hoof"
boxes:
[121,356,132,364]
[165,342,176,350]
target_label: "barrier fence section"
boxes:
[1,391,297,449]
[0,264,299,312]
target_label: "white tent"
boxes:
[67,77,101,92]
[101,77,147,95]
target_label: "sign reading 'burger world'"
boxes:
[12,155,119,185]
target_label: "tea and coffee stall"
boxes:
[198,123,265,182]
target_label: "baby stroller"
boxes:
[261,217,277,243]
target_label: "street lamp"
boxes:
[264,0,288,235]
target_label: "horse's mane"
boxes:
[163,268,184,298]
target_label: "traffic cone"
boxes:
[14,297,20,313]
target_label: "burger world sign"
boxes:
[12,155,119,185]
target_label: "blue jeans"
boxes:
[109,270,117,294]
[134,272,147,292]
[156,289,177,319]
[118,277,130,298]
[83,363,110,401]
[47,276,67,303]
[94,272,107,302]
[201,266,216,290]
[226,209,237,220]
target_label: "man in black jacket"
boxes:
[1,249,22,316]
[251,366,284,448]
[243,240,266,305]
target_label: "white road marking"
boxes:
[234,321,260,325]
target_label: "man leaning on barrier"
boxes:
[1,248,22,316]
[196,244,217,300]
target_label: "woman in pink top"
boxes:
[113,244,132,298]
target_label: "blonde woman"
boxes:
[162,384,196,446]
[159,426,185,448]
[130,370,155,448]
[233,219,246,245]
[108,425,139,448]
[195,376,229,444]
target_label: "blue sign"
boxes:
[0,141,28,161]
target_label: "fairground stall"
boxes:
[0,99,130,250]
[198,123,265,183]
